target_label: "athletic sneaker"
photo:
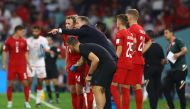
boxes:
[24,102,31,108]
[7,101,12,108]
[36,103,41,108]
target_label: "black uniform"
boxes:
[45,46,60,79]
[59,25,117,61]
[79,43,116,88]
[163,38,188,109]
[144,42,165,109]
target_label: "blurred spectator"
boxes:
[8,11,22,35]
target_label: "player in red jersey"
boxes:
[111,14,134,109]
[63,15,86,109]
[2,25,31,108]
[126,9,152,109]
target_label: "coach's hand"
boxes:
[48,29,59,35]
[70,64,78,72]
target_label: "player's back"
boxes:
[116,29,134,69]
[129,24,149,65]
[27,36,49,66]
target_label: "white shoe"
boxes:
[7,101,12,108]
[24,102,31,108]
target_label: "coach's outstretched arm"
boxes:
[48,27,85,36]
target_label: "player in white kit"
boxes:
[27,26,51,107]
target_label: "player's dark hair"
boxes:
[14,25,24,32]
[116,14,129,26]
[127,9,139,20]
[66,37,79,46]
[146,30,155,38]
[32,25,41,30]
[165,26,174,33]
[77,16,90,25]
[95,21,107,33]
[66,15,77,24]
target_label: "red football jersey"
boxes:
[129,24,150,65]
[63,35,81,66]
[115,29,134,69]
[3,36,28,69]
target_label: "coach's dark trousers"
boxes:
[163,69,187,109]
[144,65,163,109]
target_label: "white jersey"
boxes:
[27,36,50,67]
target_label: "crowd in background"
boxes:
[0,0,190,42]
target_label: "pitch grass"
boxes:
[0,92,190,109]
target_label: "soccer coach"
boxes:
[49,16,117,109]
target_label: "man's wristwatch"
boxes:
[58,28,62,33]
[88,73,92,76]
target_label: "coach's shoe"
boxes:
[7,101,12,108]
[24,102,31,108]
[47,99,53,104]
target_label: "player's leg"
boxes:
[175,70,187,109]
[111,69,124,109]
[7,80,14,108]
[92,86,106,109]
[45,79,53,103]
[68,72,78,109]
[52,78,60,103]
[27,66,35,98]
[132,65,144,109]
[17,71,31,108]
[36,67,46,106]
[7,70,16,108]
[162,70,175,109]
[76,73,85,109]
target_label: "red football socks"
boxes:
[7,86,12,101]
[111,85,121,109]
[71,93,78,109]
[135,89,143,109]
[24,86,30,102]
[122,87,130,109]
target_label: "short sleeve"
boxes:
[115,32,123,46]
[43,38,50,50]
[3,39,10,51]
[79,44,91,59]
[177,39,185,49]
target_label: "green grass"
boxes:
[0,92,189,109]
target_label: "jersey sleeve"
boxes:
[43,38,50,50]
[24,40,29,52]
[177,39,185,49]
[3,39,10,51]
[115,32,123,46]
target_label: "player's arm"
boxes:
[143,34,152,54]
[2,51,7,70]
[173,47,188,60]
[116,46,122,58]
[75,56,85,67]
[87,52,99,75]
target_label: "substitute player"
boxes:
[2,25,31,108]
[63,15,86,109]
[111,14,134,109]
[27,25,50,107]
[126,9,152,109]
